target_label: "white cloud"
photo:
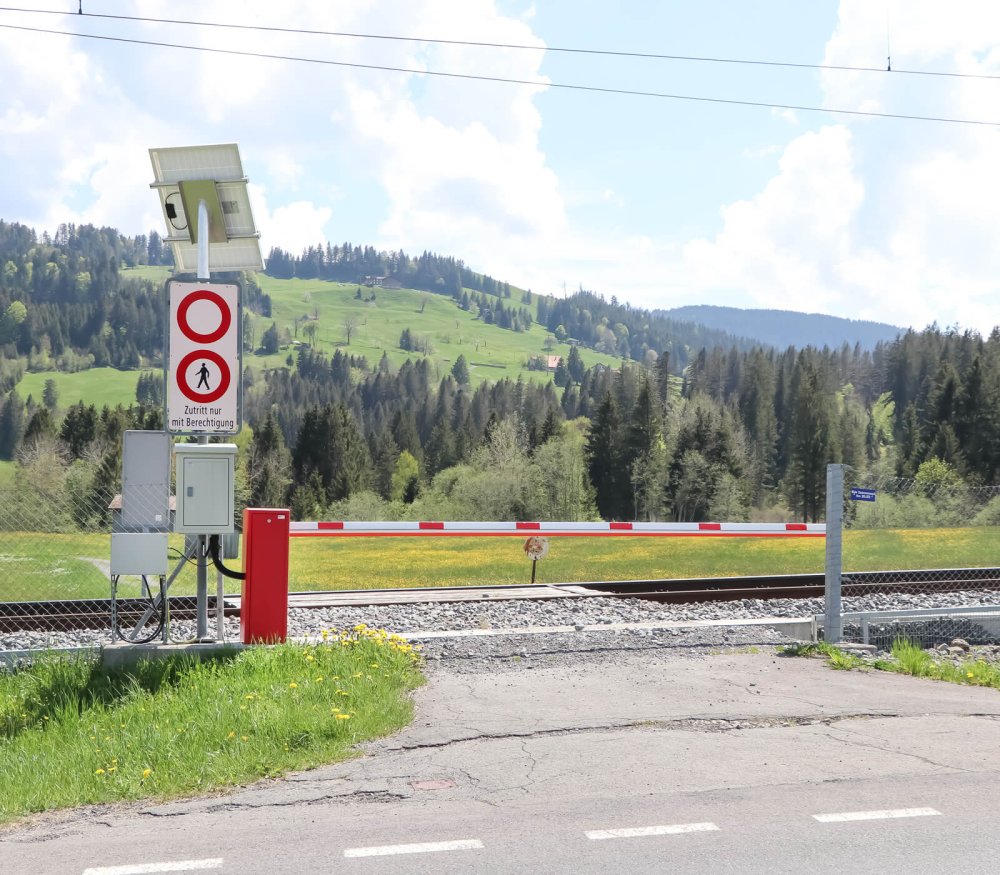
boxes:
[674,1,1000,332]
[250,185,332,254]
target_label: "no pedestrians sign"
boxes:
[166,280,241,435]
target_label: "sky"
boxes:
[2,1,1000,333]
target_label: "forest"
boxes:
[1,219,1000,530]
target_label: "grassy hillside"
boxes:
[250,275,622,385]
[10,270,621,409]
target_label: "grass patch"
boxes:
[253,275,621,386]
[0,627,423,824]
[782,639,1000,690]
[15,367,141,410]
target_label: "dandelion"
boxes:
[370,663,379,669]
[227,731,236,738]
[335,714,351,720]
[289,682,298,689]
[315,676,324,682]
[95,768,105,775]
[967,671,975,678]
[305,655,315,662]
[321,629,329,640]
[142,768,152,780]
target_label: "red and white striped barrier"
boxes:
[289,521,825,538]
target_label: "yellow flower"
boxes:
[306,654,315,662]
[95,768,105,775]
[241,735,249,741]
[370,663,379,669]
[335,714,351,720]
[321,629,329,640]
[315,676,324,682]
[227,731,236,738]
[289,682,298,689]
[967,671,975,678]
[142,768,152,779]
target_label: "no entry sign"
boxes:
[166,280,241,434]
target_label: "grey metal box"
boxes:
[119,430,171,532]
[173,443,237,534]
[110,533,169,576]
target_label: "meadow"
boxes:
[249,274,621,385]
[4,527,1000,602]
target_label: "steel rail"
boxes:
[4,567,998,632]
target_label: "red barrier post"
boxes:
[241,508,290,644]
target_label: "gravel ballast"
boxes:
[3,589,1000,666]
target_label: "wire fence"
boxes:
[0,475,218,651]
[826,464,1000,648]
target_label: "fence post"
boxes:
[824,463,844,643]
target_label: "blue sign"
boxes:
[850,487,876,502]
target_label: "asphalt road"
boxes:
[4,646,1000,874]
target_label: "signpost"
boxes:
[149,143,263,643]
[166,280,241,435]
[850,487,877,502]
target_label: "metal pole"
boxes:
[216,540,226,641]
[197,198,210,281]
[824,463,844,643]
[196,196,211,639]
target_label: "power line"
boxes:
[0,21,997,127]
[2,4,1000,81]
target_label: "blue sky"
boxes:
[2,1,999,332]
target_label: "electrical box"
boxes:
[173,443,237,534]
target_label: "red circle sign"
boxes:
[176,350,231,404]
[177,289,232,344]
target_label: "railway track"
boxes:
[2,568,999,633]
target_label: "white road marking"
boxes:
[813,807,941,823]
[82,860,223,875]
[586,822,720,840]
[344,839,484,858]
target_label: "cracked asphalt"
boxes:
[4,643,1000,874]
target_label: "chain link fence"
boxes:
[0,443,223,653]
[825,464,1000,648]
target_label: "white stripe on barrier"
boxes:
[289,520,825,536]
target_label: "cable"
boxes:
[0,22,996,127]
[2,5,999,81]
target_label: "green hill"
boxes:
[11,270,622,410]
[248,275,621,386]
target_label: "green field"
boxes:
[250,275,621,385]
[16,367,141,410]
[4,527,1000,602]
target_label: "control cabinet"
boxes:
[173,443,237,534]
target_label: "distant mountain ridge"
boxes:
[661,305,903,351]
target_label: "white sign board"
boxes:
[166,280,241,435]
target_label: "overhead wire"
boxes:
[1,4,999,81]
[0,20,996,127]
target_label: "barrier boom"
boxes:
[290,521,826,538]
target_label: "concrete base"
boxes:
[100,641,246,671]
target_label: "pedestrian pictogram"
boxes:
[166,280,241,435]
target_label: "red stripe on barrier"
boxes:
[609,522,633,530]
[516,522,541,530]
[784,523,808,531]
[418,521,445,530]
[318,521,344,530]
[698,522,722,531]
